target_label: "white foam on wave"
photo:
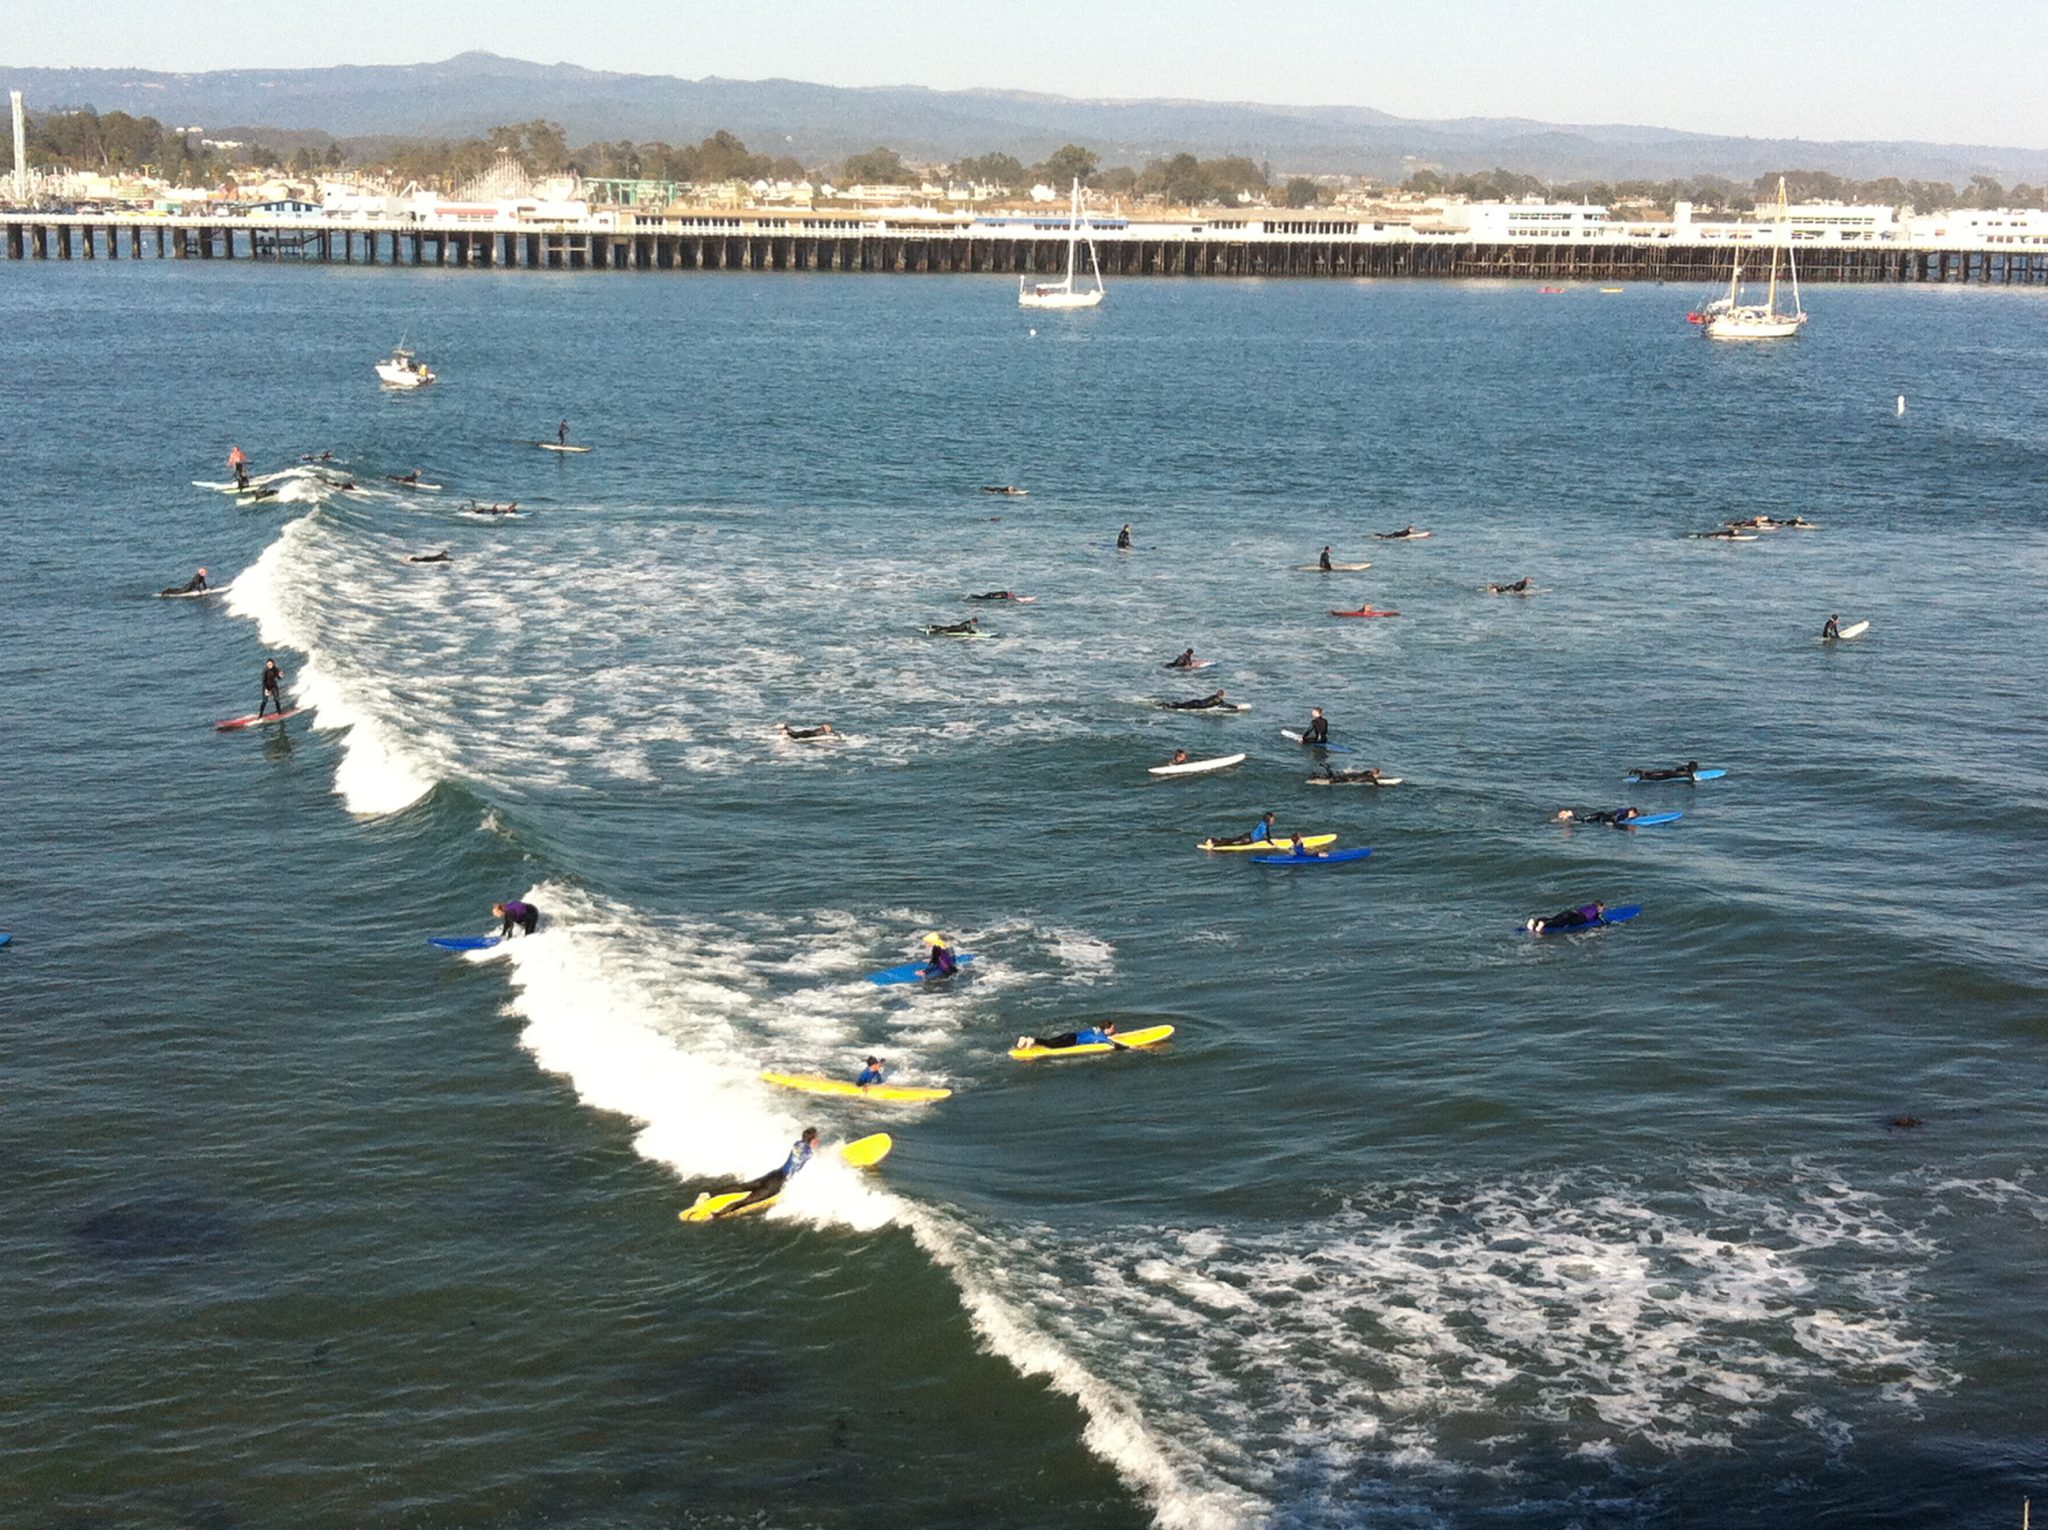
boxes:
[926,1170,1961,1526]
[479,884,1244,1524]
[225,512,445,815]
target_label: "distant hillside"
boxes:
[8,51,2048,184]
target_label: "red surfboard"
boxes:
[216,708,303,730]
[1330,608,1401,619]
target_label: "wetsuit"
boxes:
[557,421,569,446]
[968,592,1016,601]
[925,945,960,978]
[1027,1026,1114,1050]
[720,1136,817,1216]
[408,552,452,564]
[1168,651,1196,669]
[1302,715,1330,747]
[1822,618,1841,639]
[1319,549,1333,570]
[855,1064,885,1087]
[498,900,541,938]
[1542,904,1603,931]
[929,620,976,635]
[1165,693,1229,711]
[784,725,830,740]
[163,573,208,594]
[1116,528,1133,549]
[258,662,285,717]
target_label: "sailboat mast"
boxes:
[1764,176,1785,315]
[1065,179,1081,284]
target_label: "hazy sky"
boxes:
[8,0,2047,149]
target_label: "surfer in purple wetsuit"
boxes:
[493,899,541,938]
[1528,901,1606,934]
[922,933,960,978]
[257,658,286,717]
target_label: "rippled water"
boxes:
[3,264,2045,1529]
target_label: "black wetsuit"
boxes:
[408,552,452,564]
[258,663,285,717]
[929,620,976,635]
[1165,694,1228,710]
[784,725,830,740]
[1116,529,1133,549]
[1302,716,1330,746]
[163,574,208,595]
[1319,551,1333,570]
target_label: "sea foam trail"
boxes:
[486,884,1257,1528]
[226,511,441,816]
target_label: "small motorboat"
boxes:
[375,345,436,389]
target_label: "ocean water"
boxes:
[2,263,2045,1529]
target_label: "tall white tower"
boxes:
[10,91,25,203]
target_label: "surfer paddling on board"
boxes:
[968,591,1024,602]
[781,723,834,740]
[408,551,452,564]
[1167,648,1199,669]
[1527,901,1606,934]
[162,567,209,595]
[856,1057,887,1088]
[228,445,249,489]
[1319,765,1384,784]
[492,899,541,938]
[1163,689,1231,711]
[257,658,287,718]
[1822,614,1842,640]
[1210,811,1280,848]
[1629,760,1700,782]
[1557,807,1643,826]
[392,469,423,486]
[1116,524,1133,550]
[1487,577,1532,595]
[927,617,978,636]
[714,1127,820,1217]
[1017,1022,1117,1051]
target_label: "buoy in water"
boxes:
[1896,395,1906,416]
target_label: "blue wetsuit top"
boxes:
[781,1140,815,1179]
[1249,821,1275,843]
[855,1066,884,1087]
[1075,1026,1113,1046]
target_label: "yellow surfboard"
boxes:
[760,1071,952,1103]
[1198,834,1336,853]
[678,1132,894,1222]
[1009,1024,1175,1061]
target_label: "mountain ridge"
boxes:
[8,51,2047,184]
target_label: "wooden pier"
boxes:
[5,212,2048,285]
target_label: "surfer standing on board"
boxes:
[257,658,286,718]
[557,420,569,446]
[229,445,248,489]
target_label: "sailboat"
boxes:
[1019,179,1106,310]
[1695,177,1806,340]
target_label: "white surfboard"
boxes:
[1295,562,1373,571]
[1148,752,1246,778]
[1825,620,1870,641]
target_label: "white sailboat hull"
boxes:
[1706,311,1804,340]
[1019,285,1105,310]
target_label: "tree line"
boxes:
[20,107,2048,213]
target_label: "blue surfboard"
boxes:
[1252,846,1375,866]
[867,952,977,986]
[1523,904,1642,935]
[0,932,12,948]
[429,935,502,952]
[1623,811,1683,827]
[1624,768,1725,782]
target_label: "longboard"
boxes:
[429,935,503,951]
[678,1133,894,1221]
[0,933,12,948]
[538,443,592,453]
[1280,730,1355,755]
[921,627,993,639]
[1305,775,1402,787]
[1162,659,1218,671]
[1373,531,1432,540]
[1294,562,1372,571]
[1009,1024,1174,1061]
[1330,608,1400,618]
[1154,701,1249,713]
[760,1072,952,1103]
[1623,768,1726,783]
[1525,904,1642,935]
[1824,621,1870,641]
[158,588,225,600]
[384,477,444,489]
[867,953,977,986]
[1252,846,1374,865]
[1621,811,1683,828]
[1200,833,1337,853]
[216,708,302,730]
[1149,753,1245,777]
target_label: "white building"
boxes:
[1429,200,1617,240]
[1906,207,2048,247]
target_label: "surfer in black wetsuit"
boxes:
[1301,707,1329,747]
[1018,1022,1117,1051]
[1822,614,1841,640]
[782,723,834,740]
[257,658,286,718]
[1557,807,1642,826]
[162,566,209,595]
[968,591,1021,601]
[1167,648,1198,669]
[392,470,421,486]
[1320,765,1384,784]
[558,420,570,446]
[408,551,452,564]
[1163,689,1230,710]
[1318,545,1334,571]
[1630,760,1700,782]
[927,617,979,635]
[1376,526,1422,539]
[1116,524,1133,550]
[1487,577,1532,594]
